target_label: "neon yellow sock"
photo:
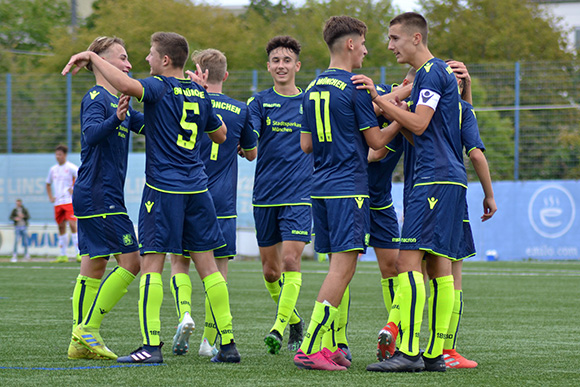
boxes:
[398,271,425,356]
[321,320,337,352]
[271,271,302,335]
[335,285,350,346]
[203,295,219,346]
[170,273,192,322]
[444,289,463,350]
[71,275,101,329]
[381,276,399,315]
[139,273,163,346]
[203,272,234,345]
[424,275,455,358]
[300,301,338,355]
[265,276,301,325]
[84,266,135,329]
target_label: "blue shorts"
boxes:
[457,203,475,260]
[214,217,236,259]
[253,205,312,247]
[138,186,225,255]
[400,184,466,259]
[313,197,369,254]
[369,204,400,249]
[78,213,139,259]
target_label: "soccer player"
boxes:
[46,144,79,262]
[63,31,240,364]
[441,60,497,369]
[294,15,401,371]
[68,36,144,361]
[356,12,467,372]
[247,36,311,355]
[168,48,257,358]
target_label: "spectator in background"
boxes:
[10,198,30,262]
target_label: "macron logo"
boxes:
[90,91,100,100]
[420,90,434,104]
[428,197,438,209]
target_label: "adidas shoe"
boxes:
[423,353,446,372]
[72,324,117,360]
[337,343,352,362]
[293,349,347,371]
[68,339,102,360]
[211,340,241,363]
[287,318,304,351]
[443,349,478,369]
[377,322,398,361]
[366,350,425,372]
[53,255,68,263]
[199,337,218,357]
[172,312,195,355]
[264,330,282,355]
[322,347,351,368]
[117,343,164,363]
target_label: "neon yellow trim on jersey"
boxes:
[273,87,303,98]
[385,145,396,152]
[456,252,476,261]
[214,254,235,259]
[137,125,145,134]
[466,146,478,156]
[252,203,312,207]
[217,215,237,219]
[137,86,147,103]
[241,146,257,151]
[370,202,394,211]
[76,212,128,219]
[328,247,365,254]
[359,126,371,131]
[253,129,260,138]
[463,219,470,223]
[90,252,123,259]
[146,182,208,195]
[413,181,468,189]
[311,195,370,199]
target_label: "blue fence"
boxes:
[0,154,578,260]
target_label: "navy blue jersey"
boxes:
[248,87,312,206]
[302,68,379,197]
[138,76,222,193]
[74,85,144,217]
[199,93,257,217]
[369,134,404,209]
[403,139,416,206]
[460,99,485,155]
[369,83,403,208]
[409,58,466,187]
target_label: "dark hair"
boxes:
[390,12,429,45]
[151,32,189,69]
[323,16,367,51]
[265,36,301,57]
[192,49,227,84]
[55,144,68,154]
[86,36,126,72]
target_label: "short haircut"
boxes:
[192,49,227,84]
[265,36,301,58]
[445,59,467,99]
[390,12,429,45]
[406,67,417,82]
[323,16,367,51]
[55,144,68,154]
[86,36,126,72]
[151,32,189,69]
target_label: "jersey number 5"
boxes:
[177,102,199,150]
[309,91,332,142]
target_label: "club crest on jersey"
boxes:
[123,234,133,246]
[266,116,271,126]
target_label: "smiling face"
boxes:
[387,23,417,65]
[102,43,132,73]
[146,44,164,76]
[267,47,301,87]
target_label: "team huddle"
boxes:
[61,11,497,372]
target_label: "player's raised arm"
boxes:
[62,51,143,100]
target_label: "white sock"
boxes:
[71,233,79,254]
[59,234,68,256]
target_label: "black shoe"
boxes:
[287,318,304,351]
[117,342,164,363]
[366,351,425,372]
[264,330,283,354]
[337,343,352,362]
[423,354,446,372]
[211,340,241,363]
